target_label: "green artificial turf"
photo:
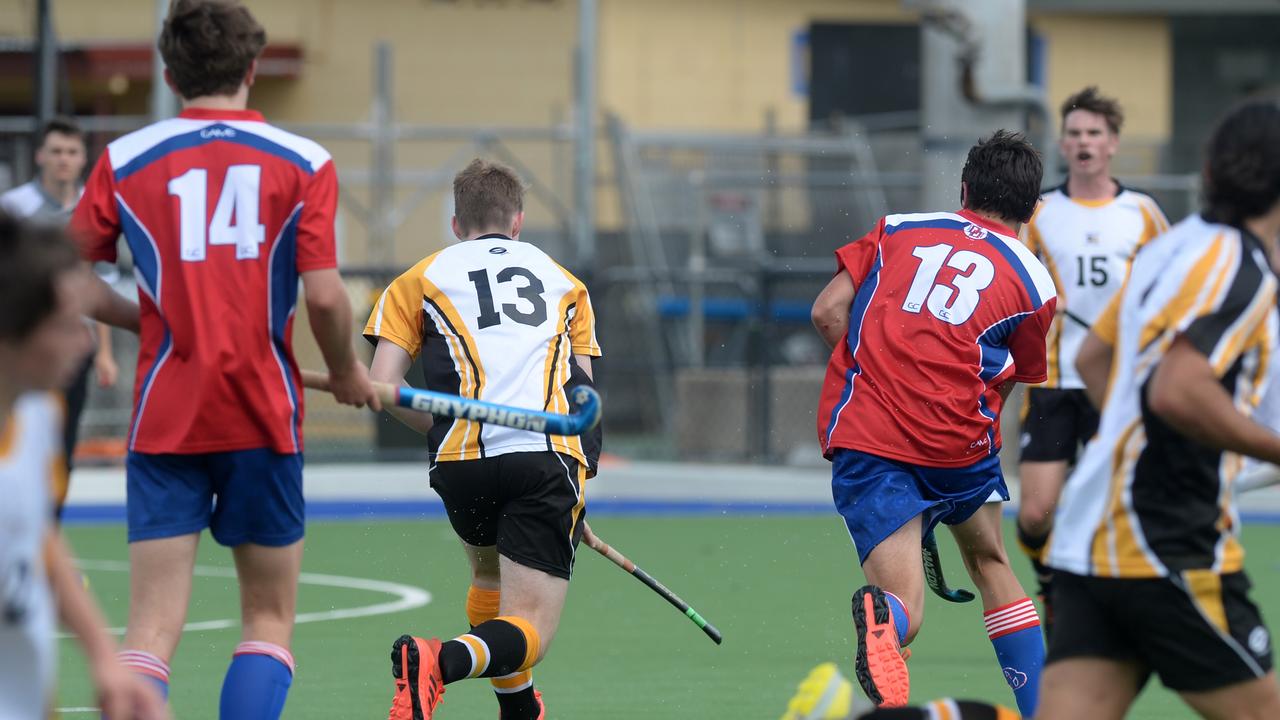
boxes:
[57,515,1279,718]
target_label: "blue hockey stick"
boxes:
[301,369,601,436]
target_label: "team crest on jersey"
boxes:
[1003,667,1028,689]
[963,223,988,240]
[1249,626,1270,656]
[489,246,508,254]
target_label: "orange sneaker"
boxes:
[388,635,445,720]
[851,586,910,707]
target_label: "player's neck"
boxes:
[966,208,1021,235]
[1066,173,1117,201]
[38,175,79,208]
[181,87,250,113]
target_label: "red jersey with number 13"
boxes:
[817,210,1057,467]
[71,108,338,455]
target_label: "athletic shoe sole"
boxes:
[851,586,910,707]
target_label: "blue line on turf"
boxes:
[57,501,1280,525]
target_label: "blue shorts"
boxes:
[126,449,304,547]
[831,448,1008,564]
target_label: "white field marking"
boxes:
[61,560,431,637]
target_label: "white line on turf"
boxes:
[62,560,431,636]
[53,708,98,714]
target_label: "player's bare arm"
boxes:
[1076,330,1112,409]
[302,268,381,411]
[811,271,855,350]
[574,355,594,380]
[46,532,170,720]
[368,340,431,435]
[84,269,139,333]
[1148,335,1280,464]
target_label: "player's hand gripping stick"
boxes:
[300,369,601,435]
[581,522,723,645]
[922,529,976,603]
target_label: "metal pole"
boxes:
[688,171,707,369]
[150,0,178,120]
[573,0,598,271]
[35,0,57,126]
[371,42,395,265]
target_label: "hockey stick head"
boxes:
[922,530,975,603]
[567,385,602,433]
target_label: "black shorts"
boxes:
[1047,570,1273,692]
[1019,388,1099,463]
[430,452,586,581]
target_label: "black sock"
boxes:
[495,686,541,720]
[438,619,529,684]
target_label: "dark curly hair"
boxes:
[158,0,266,100]
[0,212,81,342]
[1204,100,1280,228]
[961,130,1044,225]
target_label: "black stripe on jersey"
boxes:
[1132,357,1245,572]
[1182,241,1266,359]
[424,295,486,458]
[542,303,574,452]
[417,320,464,459]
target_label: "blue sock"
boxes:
[883,590,910,646]
[219,642,295,720]
[984,598,1045,717]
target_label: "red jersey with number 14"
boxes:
[817,210,1057,467]
[71,108,338,455]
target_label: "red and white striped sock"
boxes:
[118,650,170,683]
[983,597,1041,639]
[234,641,296,676]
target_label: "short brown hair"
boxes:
[453,159,525,235]
[159,0,266,100]
[1060,86,1124,135]
[0,212,80,342]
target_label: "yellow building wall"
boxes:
[1030,12,1172,146]
[598,0,914,132]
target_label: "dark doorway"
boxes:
[807,22,921,129]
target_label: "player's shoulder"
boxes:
[105,117,203,171]
[881,210,967,236]
[224,119,332,174]
[0,181,42,217]
[14,391,62,433]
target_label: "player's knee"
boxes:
[1018,498,1056,533]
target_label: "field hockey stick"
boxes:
[300,370,601,435]
[922,529,975,604]
[580,522,723,645]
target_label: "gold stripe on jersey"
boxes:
[551,261,603,356]
[1209,280,1275,375]
[1137,200,1168,252]
[1023,219,1066,386]
[1090,419,1160,577]
[366,254,439,358]
[421,275,488,461]
[567,460,586,545]
[1215,454,1245,574]
[0,411,16,458]
[541,291,584,462]
[1183,569,1230,633]
[1137,233,1231,353]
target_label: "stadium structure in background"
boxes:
[1,0,1276,463]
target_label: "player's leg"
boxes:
[1015,388,1078,638]
[210,449,306,720]
[461,541,539,719]
[1035,658,1144,720]
[831,449,934,708]
[117,451,217,698]
[119,534,198,698]
[780,663,1019,720]
[852,515,924,708]
[950,502,1044,717]
[1180,673,1280,720]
